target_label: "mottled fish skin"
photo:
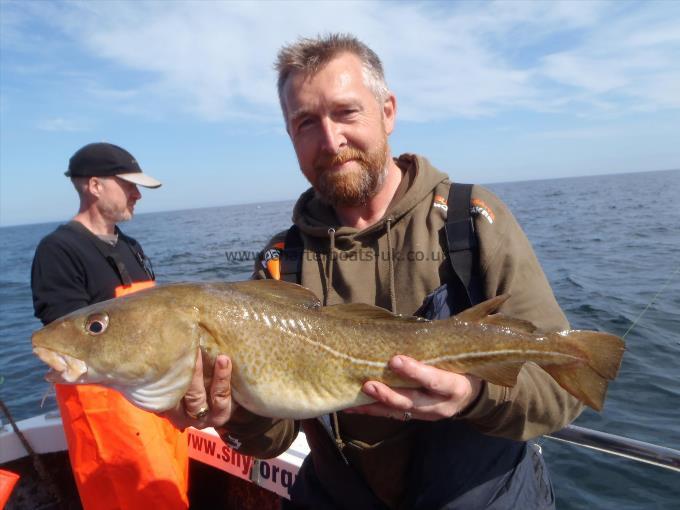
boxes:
[32,280,625,418]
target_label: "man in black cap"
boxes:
[32,142,162,322]
[31,143,190,509]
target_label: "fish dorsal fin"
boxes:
[453,294,537,333]
[322,303,430,323]
[482,314,538,333]
[453,294,510,322]
[228,280,321,309]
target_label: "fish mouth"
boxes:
[33,346,88,383]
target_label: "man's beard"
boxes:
[99,201,133,224]
[312,137,389,208]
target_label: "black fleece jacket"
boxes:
[31,221,152,325]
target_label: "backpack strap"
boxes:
[279,225,304,284]
[63,222,153,285]
[118,231,155,281]
[445,183,481,310]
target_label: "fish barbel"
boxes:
[32,280,624,418]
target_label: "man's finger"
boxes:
[362,381,414,410]
[388,356,448,395]
[182,349,208,416]
[161,352,206,430]
[211,355,232,402]
[209,355,234,423]
[344,402,400,418]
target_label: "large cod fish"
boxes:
[32,280,624,417]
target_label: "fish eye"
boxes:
[85,313,109,336]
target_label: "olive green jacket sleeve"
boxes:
[456,186,583,440]
[217,232,299,459]
[217,405,299,459]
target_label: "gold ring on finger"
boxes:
[186,405,210,420]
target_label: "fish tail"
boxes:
[541,362,609,411]
[553,330,625,380]
[540,330,625,411]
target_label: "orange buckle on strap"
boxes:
[114,280,156,298]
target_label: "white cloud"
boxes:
[535,2,680,111]
[36,117,86,132]
[8,0,680,122]
[541,53,629,94]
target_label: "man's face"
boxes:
[282,53,396,207]
[92,176,142,223]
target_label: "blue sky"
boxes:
[1,0,679,226]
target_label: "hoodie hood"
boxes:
[286,153,453,319]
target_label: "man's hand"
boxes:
[163,352,237,430]
[346,355,483,421]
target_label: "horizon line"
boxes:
[2,167,678,229]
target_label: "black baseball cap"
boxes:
[65,142,162,188]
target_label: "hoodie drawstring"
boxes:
[385,218,397,313]
[324,228,336,306]
[323,221,397,462]
[324,227,348,460]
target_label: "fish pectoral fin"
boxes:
[322,303,430,322]
[463,361,525,387]
[124,345,198,413]
[453,294,511,323]
[229,280,321,310]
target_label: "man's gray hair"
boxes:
[275,33,389,117]
[71,176,89,198]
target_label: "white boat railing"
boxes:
[546,424,680,473]
[3,411,679,502]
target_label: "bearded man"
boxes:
[177,35,581,509]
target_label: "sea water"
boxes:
[1,169,678,509]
